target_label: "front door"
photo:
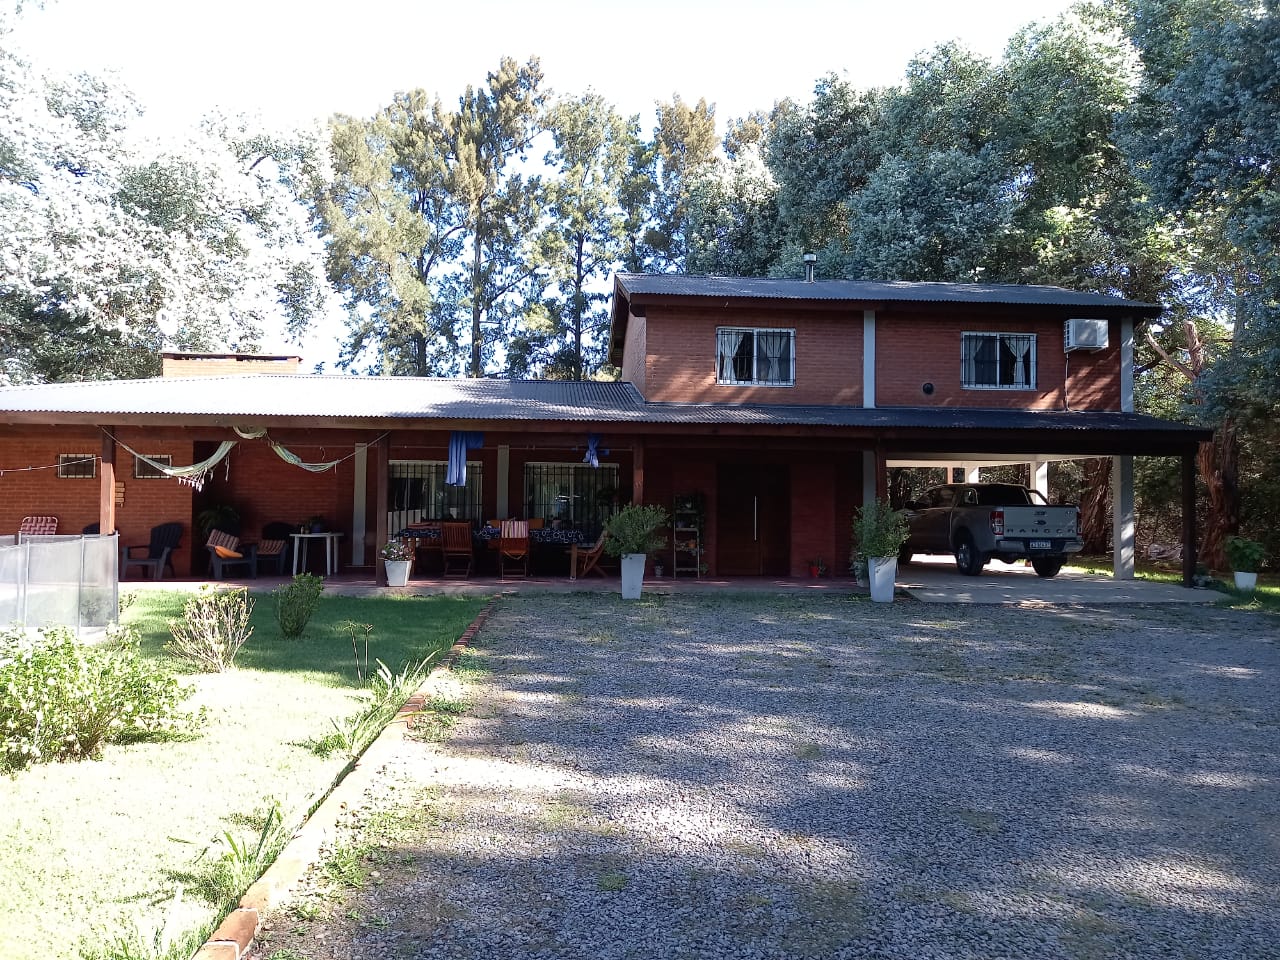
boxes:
[717,464,790,576]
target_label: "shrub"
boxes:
[0,624,201,771]
[603,503,669,557]
[273,573,324,639]
[167,586,254,672]
[852,498,909,559]
[1224,536,1266,573]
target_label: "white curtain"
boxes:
[1008,336,1032,387]
[718,330,747,381]
[757,331,790,383]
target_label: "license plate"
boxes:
[1029,540,1051,550]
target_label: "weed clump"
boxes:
[274,573,324,639]
[167,586,254,672]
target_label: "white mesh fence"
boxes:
[0,534,119,633]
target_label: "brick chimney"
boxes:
[161,351,304,378]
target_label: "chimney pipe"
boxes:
[803,252,817,283]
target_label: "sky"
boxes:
[14,0,1079,136]
[11,0,1080,366]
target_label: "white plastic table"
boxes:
[291,531,343,576]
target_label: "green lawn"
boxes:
[0,588,488,960]
[1065,555,1280,613]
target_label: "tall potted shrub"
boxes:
[604,504,669,600]
[853,498,909,603]
[1224,536,1265,592]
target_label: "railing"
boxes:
[0,534,119,634]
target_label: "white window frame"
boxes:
[57,453,96,479]
[961,332,1037,390]
[134,454,173,479]
[716,327,795,387]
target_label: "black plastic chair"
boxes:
[121,522,183,580]
[257,522,294,575]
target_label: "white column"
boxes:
[862,310,876,409]
[1112,454,1135,579]
[1030,460,1048,499]
[497,445,510,519]
[862,450,876,506]
[963,463,981,483]
[1120,318,1135,413]
[351,443,367,566]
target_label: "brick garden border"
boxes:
[189,595,500,960]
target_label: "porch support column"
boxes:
[497,444,510,519]
[1029,459,1048,499]
[963,462,981,483]
[351,443,368,567]
[632,440,645,504]
[1181,449,1197,587]
[374,435,389,585]
[874,446,888,500]
[99,428,117,535]
[861,450,876,506]
[1112,454,1135,580]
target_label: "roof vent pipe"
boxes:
[803,252,817,283]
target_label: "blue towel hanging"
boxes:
[447,431,484,486]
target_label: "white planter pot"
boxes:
[869,556,897,603]
[620,553,646,599]
[384,559,411,587]
[1234,570,1258,592]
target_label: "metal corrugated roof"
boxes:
[0,374,1204,439]
[615,273,1162,313]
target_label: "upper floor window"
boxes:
[716,327,795,386]
[962,332,1036,390]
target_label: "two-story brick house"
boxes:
[0,273,1208,584]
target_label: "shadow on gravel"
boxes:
[260,594,1280,960]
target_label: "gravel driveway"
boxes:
[254,594,1279,960]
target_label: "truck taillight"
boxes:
[990,509,1004,536]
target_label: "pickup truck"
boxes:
[900,483,1083,577]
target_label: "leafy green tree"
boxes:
[515,93,643,380]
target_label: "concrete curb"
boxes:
[189,596,499,960]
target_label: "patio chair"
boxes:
[121,522,183,580]
[82,522,100,535]
[17,516,57,541]
[257,522,294,575]
[499,519,530,579]
[570,530,608,580]
[440,521,474,578]
[205,528,257,579]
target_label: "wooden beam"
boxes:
[99,429,116,535]
[1182,449,1197,588]
[375,434,389,585]
[632,440,645,505]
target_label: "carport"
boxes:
[859,407,1212,586]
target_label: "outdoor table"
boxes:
[291,531,343,576]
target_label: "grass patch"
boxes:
[0,590,487,960]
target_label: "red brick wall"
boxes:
[620,312,648,398]
[0,427,197,574]
[875,313,1122,410]
[642,306,864,405]
[161,355,302,377]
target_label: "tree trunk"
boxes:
[1197,417,1239,570]
[1079,457,1112,553]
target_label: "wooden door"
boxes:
[716,464,790,575]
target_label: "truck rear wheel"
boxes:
[1032,557,1065,578]
[954,533,985,576]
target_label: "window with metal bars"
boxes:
[716,327,795,385]
[524,463,619,539]
[134,454,173,479]
[961,332,1036,389]
[57,453,96,479]
[387,461,483,533]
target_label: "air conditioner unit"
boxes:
[1064,318,1109,352]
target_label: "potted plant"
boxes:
[1224,536,1266,592]
[604,503,669,599]
[380,539,413,587]
[853,498,909,602]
